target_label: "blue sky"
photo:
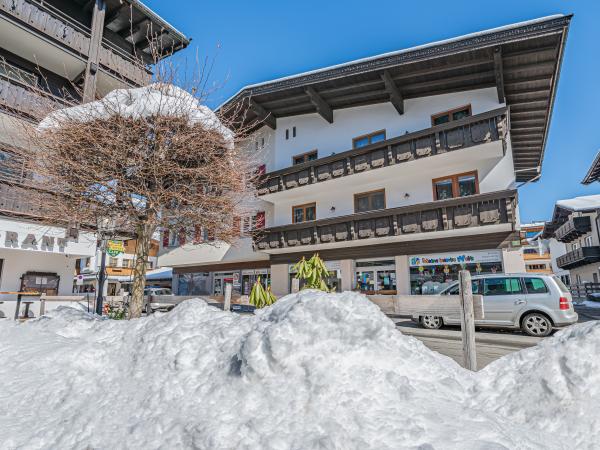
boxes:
[145,0,599,223]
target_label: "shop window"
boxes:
[431,105,472,126]
[524,278,548,294]
[293,150,318,165]
[432,171,478,200]
[353,130,386,148]
[355,259,396,294]
[483,277,523,296]
[292,203,316,223]
[354,189,385,213]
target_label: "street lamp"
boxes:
[95,216,116,315]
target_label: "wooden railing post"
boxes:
[459,270,477,371]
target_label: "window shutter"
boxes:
[255,211,265,229]
[162,229,169,247]
[178,228,186,246]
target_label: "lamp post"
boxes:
[95,216,116,315]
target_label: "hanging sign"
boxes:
[106,240,125,257]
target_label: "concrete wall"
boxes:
[501,248,526,273]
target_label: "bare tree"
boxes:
[2,53,260,318]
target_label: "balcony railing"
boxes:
[0,182,48,218]
[255,190,517,250]
[0,77,74,119]
[556,246,600,270]
[0,0,149,86]
[258,107,508,196]
[555,216,592,243]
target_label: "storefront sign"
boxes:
[106,240,125,257]
[2,230,68,251]
[409,250,502,267]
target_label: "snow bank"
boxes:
[0,291,596,449]
[39,84,233,143]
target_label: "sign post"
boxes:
[458,270,477,371]
[224,283,232,312]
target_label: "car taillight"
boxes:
[559,296,570,310]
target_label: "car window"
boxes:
[553,276,570,294]
[483,277,523,296]
[524,278,548,294]
[443,280,480,295]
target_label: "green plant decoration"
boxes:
[249,276,277,308]
[292,253,331,292]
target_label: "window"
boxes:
[524,278,549,294]
[292,203,316,223]
[527,264,547,270]
[444,280,481,295]
[354,189,386,213]
[483,277,523,296]
[293,126,297,137]
[122,259,131,268]
[584,236,593,247]
[293,150,318,165]
[241,212,264,234]
[109,257,118,267]
[432,171,479,200]
[352,130,386,148]
[431,105,472,126]
[285,129,289,140]
[523,248,538,254]
[0,60,38,87]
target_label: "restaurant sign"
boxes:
[106,240,125,257]
[409,250,502,267]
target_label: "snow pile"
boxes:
[39,84,233,143]
[0,291,597,449]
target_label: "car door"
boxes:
[481,277,525,325]
[440,279,482,325]
[522,277,552,316]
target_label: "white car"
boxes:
[144,287,174,312]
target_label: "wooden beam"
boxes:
[119,17,149,39]
[493,47,505,104]
[381,70,404,114]
[105,4,128,27]
[82,0,106,103]
[249,98,276,130]
[305,86,333,123]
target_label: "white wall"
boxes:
[268,87,503,171]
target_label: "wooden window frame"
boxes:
[354,189,386,213]
[292,202,316,223]
[431,104,472,126]
[292,149,318,165]
[352,129,386,148]
[432,170,479,200]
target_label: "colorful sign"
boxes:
[106,240,125,257]
[409,250,502,267]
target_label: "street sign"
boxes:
[106,240,125,257]
[76,274,84,286]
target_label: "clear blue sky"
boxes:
[145,0,599,223]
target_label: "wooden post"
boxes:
[458,270,477,371]
[224,283,232,312]
[291,278,300,293]
[39,294,46,316]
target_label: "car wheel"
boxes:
[421,315,443,329]
[521,312,552,337]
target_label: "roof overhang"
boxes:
[222,14,572,182]
[582,151,600,184]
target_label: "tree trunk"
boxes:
[129,222,153,319]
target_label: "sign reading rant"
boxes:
[106,240,125,257]
[409,250,502,267]
[2,230,68,252]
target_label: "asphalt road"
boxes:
[394,303,597,370]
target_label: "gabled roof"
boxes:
[542,194,600,238]
[222,14,572,182]
[582,150,600,184]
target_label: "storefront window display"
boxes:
[241,270,270,296]
[409,250,503,294]
[355,259,397,294]
[289,261,341,292]
[178,272,211,296]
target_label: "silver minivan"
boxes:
[416,274,578,336]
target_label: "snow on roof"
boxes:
[556,194,600,212]
[40,84,233,143]
[219,14,565,108]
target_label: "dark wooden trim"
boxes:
[432,170,479,200]
[381,70,404,114]
[269,231,518,264]
[173,260,271,274]
[431,104,472,126]
[352,129,386,149]
[305,86,333,123]
[292,202,317,223]
[493,46,505,103]
[83,0,106,103]
[249,98,276,130]
[354,189,386,213]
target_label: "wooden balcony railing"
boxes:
[258,107,508,196]
[0,182,49,218]
[0,0,149,86]
[255,190,517,250]
[0,78,74,119]
[556,246,600,270]
[555,216,592,243]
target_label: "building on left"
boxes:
[0,0,189,317]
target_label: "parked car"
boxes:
[413,274,578,337]
[144,287,174,312]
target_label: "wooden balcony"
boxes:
[556,246,600,270]
[0,182,49,218]
[0,78,73,119]
[255,190,517,250]
[258,107,507,196]
[555,216,592,243]
[0,0,149,86]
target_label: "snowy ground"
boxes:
[0,291,598,450]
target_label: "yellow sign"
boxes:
[106,240,125,257]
